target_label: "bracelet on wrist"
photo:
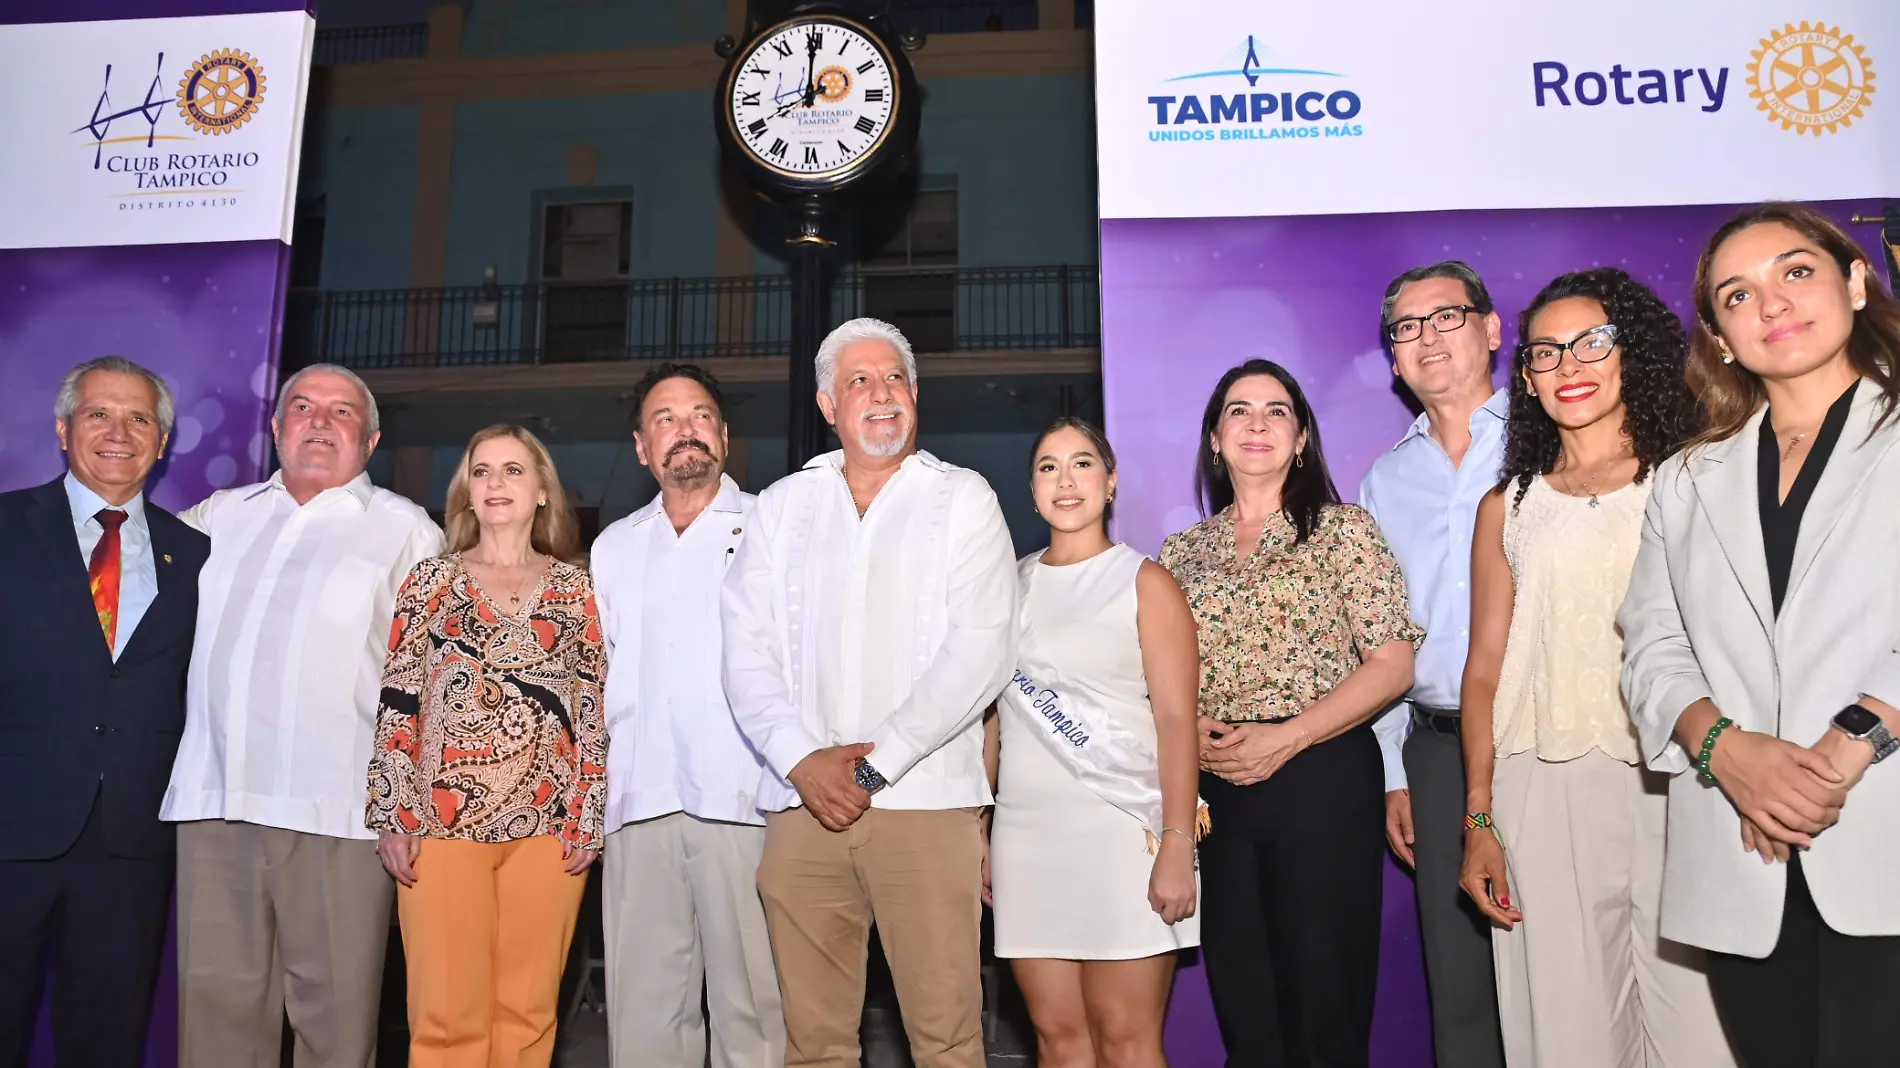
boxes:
[1696,717,1735,787]
[1464,812,1495,832]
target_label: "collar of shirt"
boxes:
[802,448,954,477]
[1392,386,1512,453]
[64,471,148,535]
[245,469,376,511]
[623,473,746,531]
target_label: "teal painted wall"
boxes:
[460,0,726,57]
[315,104,423,291]
[315,72,1097,291]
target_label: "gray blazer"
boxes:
[1620,379,1900,957]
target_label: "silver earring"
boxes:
[1721,351,1734,365]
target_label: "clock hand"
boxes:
[801,31,821,107]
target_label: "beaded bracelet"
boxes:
[1697,717,1735,787]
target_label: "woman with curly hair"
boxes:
[1455,269,1734,1066]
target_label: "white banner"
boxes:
[0,11,314,249]
[1095,1,1899,220]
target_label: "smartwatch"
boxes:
[1831,704,1899,764]
[853,757,889,794]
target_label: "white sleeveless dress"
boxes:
[990,544,1201,959]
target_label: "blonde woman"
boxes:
[367,424,607,1068]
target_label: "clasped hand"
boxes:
[1724,727,1870,863]
[1199,715,1308,786]
[788,742,876,831]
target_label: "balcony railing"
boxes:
[312,23,430,65]
[284,265,1100,370]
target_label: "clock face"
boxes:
[726,17,898,183]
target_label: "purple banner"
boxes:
[1,0,311,26]
[0,240,287,514]
[1106,198,1885,1066]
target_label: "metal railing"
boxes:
[284,265,1100,370]
[312,23,430,65]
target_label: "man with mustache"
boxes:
[591,363,784,1068]
[723,318,1017,1068]
[162,363,444,1067]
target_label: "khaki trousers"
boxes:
[756,806,984,1068]
[604,813,785,1068]
[396,835,587,1068]
[1491,750,1735,1068]
[176,820,393,1068]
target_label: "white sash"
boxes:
[1002,549,1206,848]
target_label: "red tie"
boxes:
[89,508,128,650]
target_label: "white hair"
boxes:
[814,317,918,397]
[274,363,381,433]
[55,357,175,436]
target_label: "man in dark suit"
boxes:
[0,356,210,1067]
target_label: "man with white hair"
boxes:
[723,318,1017,1068]
[162,363,444,1067]
[0,357,209,1067]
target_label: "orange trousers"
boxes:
[396,835,589,1068]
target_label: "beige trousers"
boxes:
[1491,750,1735,1068]
[756,806,985,1068]
[176,820,393,1068]
[603,813,785,1068]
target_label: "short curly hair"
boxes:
[1500,267,1703,511]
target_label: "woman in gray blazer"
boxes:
[1620,202,1900,1068]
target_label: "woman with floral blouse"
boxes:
[367,424,607,1068]
[1160,359,1423,1067]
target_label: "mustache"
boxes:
[861,405,906,423]
[666,438,713,460]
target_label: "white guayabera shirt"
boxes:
[161,472,445,840]
[722,450,1018,813]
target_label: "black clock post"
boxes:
[714,2,923,469]
[785,193,834,466]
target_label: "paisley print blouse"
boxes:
[367,554,608,849]
[1160,504,1424,723]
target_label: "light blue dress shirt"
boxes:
[1357,389,1511,791]
[65,473,158,661]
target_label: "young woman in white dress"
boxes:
[985,417,1202,1068]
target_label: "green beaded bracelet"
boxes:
[1696,717,1735,786]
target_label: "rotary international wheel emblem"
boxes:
[1747,22,1874,136]
[176,49,268,135]
[816,66,852,103]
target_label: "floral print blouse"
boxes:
[1160,504,1424,723]
[367,554,608,849]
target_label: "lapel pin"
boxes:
[732,527,742,536]
[163,554,173,564]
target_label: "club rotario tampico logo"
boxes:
[1746,21,1874,135]
[176,49,267,135]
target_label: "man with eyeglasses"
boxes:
[1358,261,1508,1068]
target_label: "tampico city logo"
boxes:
[1145,34,1364,144]
[1746,22,1874,135]
[176,49,268,135]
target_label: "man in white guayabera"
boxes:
[722,318,1018,1068]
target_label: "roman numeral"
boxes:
[768,138,787,158]
[854,116,876,134]
[746,64,767,78]
[837,140,852,156]
[741,92,760,107]
[856,60,875,74]
[803,146,819,165]
[772,40,793,58]
[748,119,768,137]
[864,88,884,102]
[840,37,851,54]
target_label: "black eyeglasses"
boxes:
[1520,324,1619,373]
[1386,305,1478,344]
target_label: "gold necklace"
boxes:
[471,553,543,607]
[1557,445,1630,508]
[1780,427,1816,461]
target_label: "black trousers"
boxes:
[1199,725,1385,1068]
[0,795,172,1068]
[1705,856,1900,1068]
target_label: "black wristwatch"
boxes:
[1831,704,1898,764]
[853,757,888,794]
